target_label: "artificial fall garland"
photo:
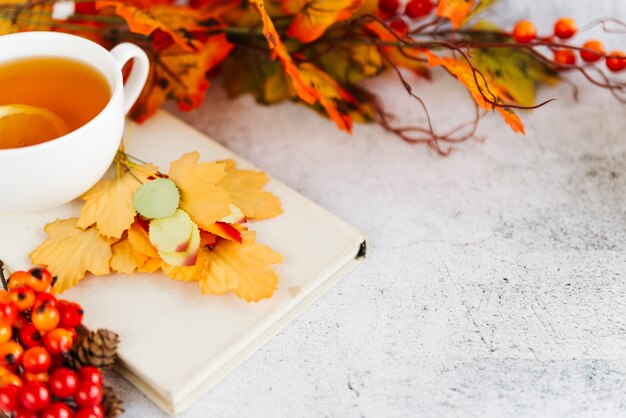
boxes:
[29,151,284,302]
[1,0,625,154]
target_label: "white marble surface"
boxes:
[110,1,626,417]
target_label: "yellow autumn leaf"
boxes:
[30,219,114,292]
[168,152,232,229]
[138,257,162,273]
[162,246,208,282]
[202,231,283,301]
[110,237,142,274]
[128,220,159,258]
[76,164,158,239]
[218,160,282,220]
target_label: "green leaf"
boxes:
[133,178,180,219]
[471,48,560,107]
[149,209,194,253]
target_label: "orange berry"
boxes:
[580,40,605,63]
[0,341,23,368]
[7,271,29,290]
[606,50,626,72]
[0,302,17,327]
[31,302,60,333]
[9,287,35,312]
[513,20,537,43]
[554,48,577,65]
[554,17,577,39]
[25,268,53,293]
[22,372,49,383]
[0,326,11,345]
[22,347,51,374]
[0,373,22,388]
[44,329,73,355]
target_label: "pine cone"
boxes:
[103,385,125,418]
[69,329,119,369]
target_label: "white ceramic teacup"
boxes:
[0,32,149,212]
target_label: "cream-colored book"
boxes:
[0,111,366,415]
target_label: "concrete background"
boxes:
[111,1,626,417]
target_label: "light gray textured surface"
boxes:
[111,1,626,417]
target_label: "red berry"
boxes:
[22,347,51,374]
[75,404,104,418]
[606,50,626,72]
[405,0,433,19]
[554,48,576,66]
[58,301,83,329]
[9,288,36,312]
[378,0,399,18]
[41,402,73,418]
[0,385,18,411]
[44,329,73,355]
[554,17,577,39]
[13,315,29,331]
[580,40,605,63]
[18,381,50,411]
[31,302,60,333]
[389,19,408,37]
[49,368,79,399]
[34,292,58,308]
[78,367,103,387]
[0,302,17,326]
[26,268,53,293]
[0,341,24,368]
[19,325,43,349]
[75,382,103,408]
[512,20,536,43]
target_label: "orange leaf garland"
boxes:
[436,0,475,29]
[423,51,525,134]
[131,34,234,122]
[95,2,205,51]
[281,0,365,43]
[202,231,284,301]
[30,219,115,292]
[168,152,232,230]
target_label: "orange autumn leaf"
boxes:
[131,34,233,122]
[203,221,243,243]
[30,219,114,292]
[436,0,475,29]
[162,246,207,281]
[95,2,205,51]
[202,231,283,301]
[250,0,355,132]
[168,152,232,230]
[76,164,158,239]
[281,0,365,43]
[127,221,162,272]
[218,160,282,220]
[424,51,525,134]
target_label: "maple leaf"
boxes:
[130,34,233,122]
[110,237,142,274]
[202,231,284,301]
[281,0,365,43]
[250,0,363,131]
[76,164,158,239]
[0,0,52,33]
[30,219,114,292]
[168,152,232,230]
[424,50,525,134]
[95,2,205,51]
[218,160,282,220]
[436,0,475,29]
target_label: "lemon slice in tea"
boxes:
[0,104,69,149]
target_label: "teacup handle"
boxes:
[110,43,150,114]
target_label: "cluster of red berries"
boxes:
[0,268,104,418]
[379,0,435,36]
[512,17,626,72]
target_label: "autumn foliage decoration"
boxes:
[29,151,284,302]
[1,0,626,154]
